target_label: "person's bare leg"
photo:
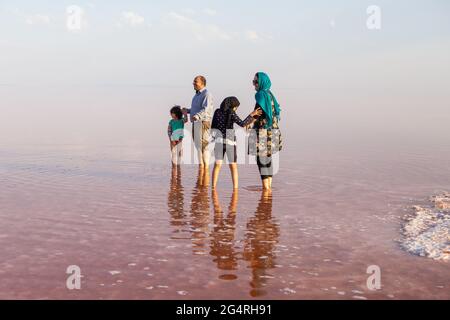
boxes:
[262,178,271,190]
[171,165,177,179]
[177,142,183,167]
[212,189,222,214]
[268,177,273,189]
[229,189,238,213]
[229,163,239,189]
[170,142,178,168]
[173,143,180,167]
[212,161,223,189]
[197,165,205,187]
[198,149,205,167]
[261,187,272,201]
[203,164,210,187]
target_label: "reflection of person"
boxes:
[211,97,262,189]
[167,166,187,240]
[249,72,282,190]
[210,190,239,280]
[182,76,214,169]
[168,106,188,167]
[189,167,211,255]
[243,190,280,297]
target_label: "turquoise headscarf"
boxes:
[255,72,281,129]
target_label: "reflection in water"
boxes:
[210,190,239,280]
[189,167,211,256]
[167,167,281,297]
[243,190,280,297]
[167,167,188,240]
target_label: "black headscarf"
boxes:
[220,96,240,128]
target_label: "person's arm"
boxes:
[244,105,264,129]
[232,109,261,127]
[231,112,250,127]
[254,103,265,114]
[193,92,213,121]
[236,107,263,128]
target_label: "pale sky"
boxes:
[0,1,449,148]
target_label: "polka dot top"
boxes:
[211,109,253,141]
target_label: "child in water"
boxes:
[211,97,262,189]
[168,106,187,167]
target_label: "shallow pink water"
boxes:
[0,139,449,300]
[1,0,450,300]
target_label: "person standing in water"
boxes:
[183,76,214,169]
[211,96,262,189]
[167,105,187,167]
[249,72,282,190]
[183,75,214,187]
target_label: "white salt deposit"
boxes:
[109,270,121,276]
[401,192,450,261]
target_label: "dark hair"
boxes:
[220,96,240,111]
[220,96,240,128]
[170,106,183,120]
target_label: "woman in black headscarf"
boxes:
[211,96,262,189]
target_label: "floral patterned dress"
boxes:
[248,97,282,158]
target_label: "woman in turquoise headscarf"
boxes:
[249,72,283,190]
